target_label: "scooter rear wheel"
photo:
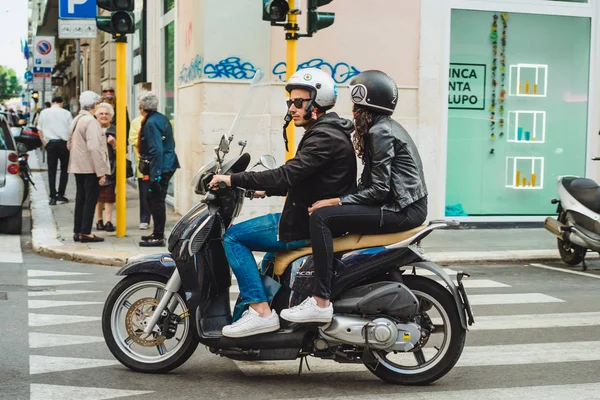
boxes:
[557,238,584,266]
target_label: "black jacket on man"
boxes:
[340,115,427,211]
[231,112,357,242]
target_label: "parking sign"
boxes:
[59,0,97,19]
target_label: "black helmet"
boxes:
[349,70,398,115]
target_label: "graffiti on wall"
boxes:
[272,59,361,84]
[204,57,257,80]
[179,56,257,85]
[179,54,203,85]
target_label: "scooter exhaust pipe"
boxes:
[544,217,563,237]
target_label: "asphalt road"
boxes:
[2,221,600,400]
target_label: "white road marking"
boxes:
[28,279,94,286]
[27,270,93,278]
[28,290,102,297]
[30,355,120,374]
[28,300,103,309]
[529,263,600,280]
[30,384,153,400]
[468,293,564,305]
[471,312,600,330]
[29,313,100,327]
[29,332,104,349]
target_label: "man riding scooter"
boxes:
[209,67,357,338]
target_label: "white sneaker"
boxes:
[222,307,280,338]
[139,223,149,230]
[280,296,333,324]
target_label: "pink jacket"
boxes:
[67,110,110,177]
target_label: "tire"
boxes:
[557,212,584,266]
[22,180,29,205]
[364,275,466,385]
[102,274,199,373]
[2,208,22,235]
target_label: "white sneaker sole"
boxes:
[222,323,280,338]
[280,314,332,324]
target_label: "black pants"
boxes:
[46,140,69,198]
[137,178,151,224]
[309,197,428,299]
[73,173,100,235]
[147,171,174,238]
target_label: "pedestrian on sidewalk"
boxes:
[36,96,73,205]
[67,91,111,243]
[129,114,152,230]
[101,86,130,134]
[94,102,117,233]
[137,91,180,247]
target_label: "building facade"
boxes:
[30,0,600,224]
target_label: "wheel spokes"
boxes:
[413,349,426,365]
[157,343,167,356]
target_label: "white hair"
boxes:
[137,91,159,112]
[80,91,100,110]
[95,102,115,118]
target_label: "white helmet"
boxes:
[285,67,337,111]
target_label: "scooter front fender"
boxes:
[116,253,176,279]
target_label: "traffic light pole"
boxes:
[285,0,298,161]
[115,39,127,237]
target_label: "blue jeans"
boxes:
[223,213,310,306]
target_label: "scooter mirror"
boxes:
[259,155,277,170]
[218,134,230,154]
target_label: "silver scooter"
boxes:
[544,157,600,270]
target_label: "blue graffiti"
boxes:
[179,54,203,85]
[272,59,361,84]
[204,57,257,80]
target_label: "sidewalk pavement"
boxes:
[28,150,588,267]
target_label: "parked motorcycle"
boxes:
[544,157,600,270]
[101,129,474,385]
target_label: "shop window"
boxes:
[445,10,591,216]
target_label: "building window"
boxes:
[445,10,591,216]
[161,3,176,199]
[164,0,175,14]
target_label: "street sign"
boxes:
[59,19,97,39]
[33,67,52,92]
[24,71,33,82]
[59,0,97,19]
[33,36,56,67]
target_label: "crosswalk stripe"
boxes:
[472,312,600,330]
[28,290,102,297]
[28,300,104,309]
[468,293,564,305]
[29,313,100,327]
[270,382,600,400]
[30,384,153,400]
[28,279,93,287]
[30,355,120,374]
[234,340,600,376]
[29,332,104,349]
[27,270,93,278]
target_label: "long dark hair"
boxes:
[352,106,375,164]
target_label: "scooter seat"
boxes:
[563,177,600,214]
[273,225,427,276]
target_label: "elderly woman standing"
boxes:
[94,101,117,232]
[68,91,110,243]
[137,91,180,246]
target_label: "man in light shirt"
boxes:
[37,96,74,205]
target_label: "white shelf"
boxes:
[507,111,546,143]
[508,64,548,97]
[505,157,544,190]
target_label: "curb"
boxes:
[29,166,136,267]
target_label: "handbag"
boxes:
[138,158,150,176]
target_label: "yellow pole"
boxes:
[115,41,127,237]
[285,0,297,161]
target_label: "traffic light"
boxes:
[262,0,289,22]
[31,91,39,103]
[307,0,334,34]
[96,0,135,40]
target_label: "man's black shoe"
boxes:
[141,233,163,241]
[56,195,69,204]
[49,198,57,206]
[140,238,166,247]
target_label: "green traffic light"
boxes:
[96,16,114,34]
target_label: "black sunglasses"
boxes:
[286,98,311,109]
[102,89,115,93]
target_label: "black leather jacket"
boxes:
[231,113,357,241]
[340,115,427,211]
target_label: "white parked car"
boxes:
[0,112,24,234]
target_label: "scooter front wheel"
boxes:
[102,273,199,373]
